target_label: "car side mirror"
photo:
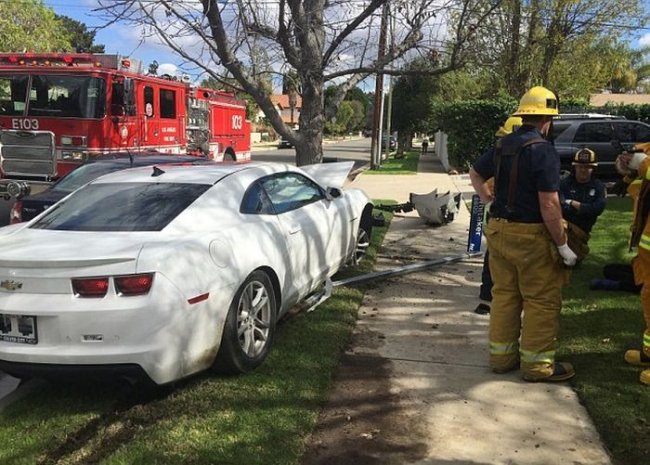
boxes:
[326,187,342,199]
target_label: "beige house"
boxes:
[590,93,650,106]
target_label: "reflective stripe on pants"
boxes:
[485,219,565,379]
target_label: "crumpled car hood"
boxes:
[301,161,354,190]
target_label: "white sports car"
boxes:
[0,162,373,385]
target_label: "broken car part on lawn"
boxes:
[374,189,463,225]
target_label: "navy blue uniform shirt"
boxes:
[473,125,560,223]
[559,174,606,234]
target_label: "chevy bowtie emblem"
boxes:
[0,280,23,291]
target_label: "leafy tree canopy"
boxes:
[0,0,71,52]
[55,15,105,53]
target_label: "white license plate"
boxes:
[0,314,37,344]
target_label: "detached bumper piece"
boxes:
[375,189,462,225]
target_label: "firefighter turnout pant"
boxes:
[633,247,650,363]
[566,221,590,265]
[485,219,566,380]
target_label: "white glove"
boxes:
[628,151,648,170]
[557,242,577,266]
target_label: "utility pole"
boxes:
[370,2,389,170]
[384,5,395,161]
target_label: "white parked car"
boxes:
[0,162,373,385]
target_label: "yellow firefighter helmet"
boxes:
[495,116,523,137]
[513,86,559,116]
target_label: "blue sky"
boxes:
[44,0,185,77]
[45,0,650,84]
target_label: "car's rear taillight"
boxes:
[72,277,109,298]
[9,201,22,224]
[115,273,154,296]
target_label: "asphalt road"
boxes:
[252,137,371,170]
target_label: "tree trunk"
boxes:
[507,0,522,96]
[295,73,325,166]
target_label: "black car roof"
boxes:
[90,152,209,166]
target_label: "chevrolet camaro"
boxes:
[0,161,373,385]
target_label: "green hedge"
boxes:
[431,98,517,170]
[433,97,650,171]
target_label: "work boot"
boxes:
[474,303,490,315]
[624,349,650,366]
[492,361,519,374]
[641,369,650,385]
[523,362,575,382]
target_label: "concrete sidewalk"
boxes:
[344,154,612,464]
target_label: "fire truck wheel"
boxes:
[224,149,236,161]
[212,270,277,374]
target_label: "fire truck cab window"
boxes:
[160,89,176,119]
[144,86,154,117]
[27,75,106,119]
[0,75,29,116]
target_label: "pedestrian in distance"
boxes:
[422,136,429,154]
[475,115,523,315]
[560,148,606,264]
[615,144,650,386]
[469,86,578,383]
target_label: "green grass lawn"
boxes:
[560,196,649,465]
[364,150,420,174]
[1,197,648,464]
[0,208,393,465]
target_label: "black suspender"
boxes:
[494,137,547,213]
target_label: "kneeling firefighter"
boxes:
[560,148,606,264]
[616,144,650,385]
[469,86,578,382]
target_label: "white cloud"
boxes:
[639,33,650,48]
[157,63,178,76]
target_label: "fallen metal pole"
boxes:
[333,252,483,288]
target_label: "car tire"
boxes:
[352,217,372,265]
[213,270,277,374]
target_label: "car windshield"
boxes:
[30,182,210,231]
[52,163,127,193]
[0,74,106,118]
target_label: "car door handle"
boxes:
[288,224,302,234]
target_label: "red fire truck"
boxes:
[0,53,251,198]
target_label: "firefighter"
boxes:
[469,86,578,382]
[560,148,606,264]
[616,144,650,385]
[475,115,523,315]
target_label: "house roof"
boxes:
[590,93,650,106]
[271,94,302,109]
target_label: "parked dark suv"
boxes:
[551,114,650,178]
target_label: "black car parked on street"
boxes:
[10,152,213,223]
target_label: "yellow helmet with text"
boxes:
[513,86,559,116]
[573,148,597,166]
[495,116,523,137]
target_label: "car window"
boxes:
[615,122,650,143]
[573,122,614,143]
[30,182,210,231]
[52,163,124,192]
[550,121,572,140]
[240,181,275,214]
[260,173,325,214]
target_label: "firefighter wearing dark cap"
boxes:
[469,86,577,382]
[560,148,606,264]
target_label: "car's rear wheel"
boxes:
[213,270,277,374]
